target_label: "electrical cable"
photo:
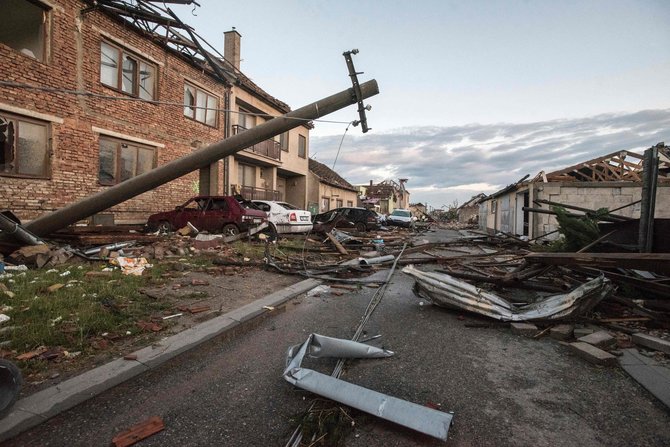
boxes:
[0,80,353,125]
[331,121,353,170]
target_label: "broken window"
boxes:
[0,112,49,178]
[298,134,307,158]
[100,41,156,100]
[0,0,48,61]
[183,83,217,126]
[98,136,155,185]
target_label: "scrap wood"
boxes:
[16,346,48,361]
[326,232,348,255]
[112,416,165,447]
[525,252,670,275]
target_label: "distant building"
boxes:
[307,159,358,214]
[457,193,486,224]
[478,147,670,239]
[358,179,410,214]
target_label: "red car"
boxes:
[146,196,267,235]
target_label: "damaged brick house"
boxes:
[0,0,310,225]
[307,159,358,215]
[358,179,410,214]
[478,147,670,239]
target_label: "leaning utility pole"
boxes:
[24,80,379,238]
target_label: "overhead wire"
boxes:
[0,80,354,125]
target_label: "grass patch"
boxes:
[1,263,170,357]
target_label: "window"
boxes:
[238,108,256,130]
[347,201,353,207]
[0,0,48,62]
[336,199,343,208]
[184,83,218,126]
[0,112,49,178]
[298,134,307,158]
[100,41,156,100]
[99,137,155,185]
[237,163,255,187]
[321,196,330,212]
[280,132,289,152]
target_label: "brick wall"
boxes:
[0,0,231,224]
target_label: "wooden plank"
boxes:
[525,252,670,275]
[326,232,348,255]
[112,416,165,447]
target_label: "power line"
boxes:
[0,80,353,125]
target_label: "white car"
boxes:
[251,200,313,234]
[387,209,415,227]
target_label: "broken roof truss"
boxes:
[81,0,235,85]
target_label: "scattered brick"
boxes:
[510,322,538,337]
[550,324,574,341]
[112,416,165,447]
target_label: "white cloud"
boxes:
[310,109,670,206]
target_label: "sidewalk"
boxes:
[0,278,320,442]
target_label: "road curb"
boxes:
[0,278,321,442]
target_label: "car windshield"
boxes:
[391,210,410,217]
[238,200,260,210]
[277,202,299,210]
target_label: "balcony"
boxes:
[232,125,281,161]
[233,184,282,201]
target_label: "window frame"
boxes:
[98,136,156,186]
[183,82,218,127]
[100,40,157,100]
[0,111,51,179]
[280,131,289,152]
[298,134,307,158]
[0,0,51,63]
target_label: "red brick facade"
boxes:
[1,0,233,224]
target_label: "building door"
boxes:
[277,176,286,201]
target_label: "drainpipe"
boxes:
[23,80,380,237]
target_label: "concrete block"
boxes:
[632,333,670,355]
[569,342,617,366]
[550,324,573,341]
[573,328,594,338]
[578,330,615,349]
[511,322,538,337]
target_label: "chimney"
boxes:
[224,28,241,70]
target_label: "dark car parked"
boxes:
[146,195,267,235]
[312,207,380,232]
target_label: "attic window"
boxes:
[0,0,48,61]
[298,134,307,158]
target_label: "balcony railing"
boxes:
[233,184,282,201]
[232,125,281,161]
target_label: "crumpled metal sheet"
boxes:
[283,333,453,441]
[403,265,613,321]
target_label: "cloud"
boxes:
[310,109,670,206]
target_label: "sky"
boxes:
[171,0,670,208]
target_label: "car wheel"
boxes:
[222,224,239,236]
[157,221,172,233]
[355,222,367,232]
[263,223,279,242]
[0,359,22,419]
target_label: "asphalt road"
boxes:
[6,229,670,446]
